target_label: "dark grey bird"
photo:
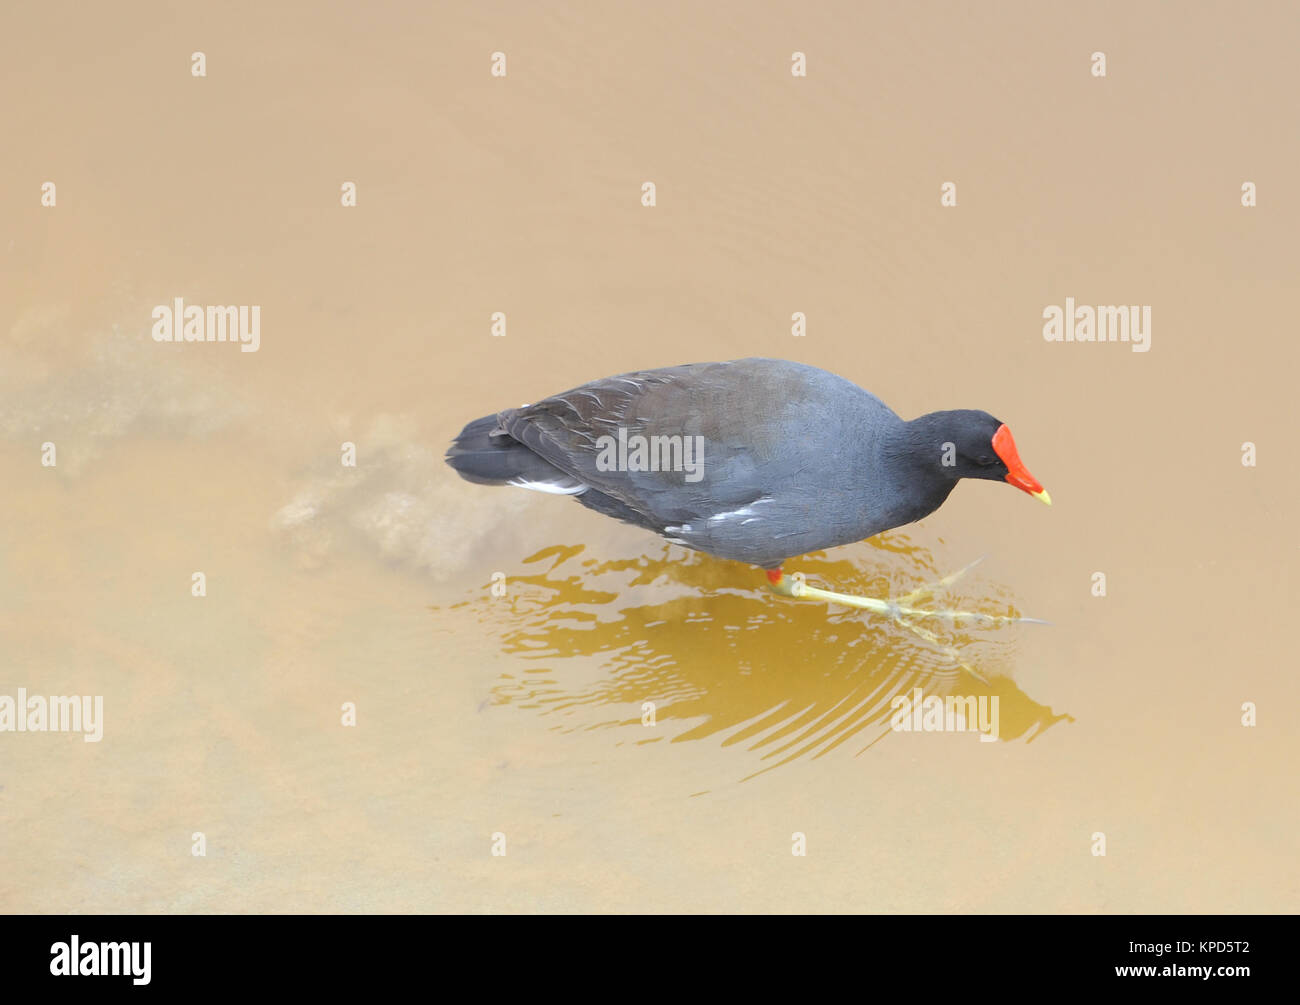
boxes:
[446,358,1049,614]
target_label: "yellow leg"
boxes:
[765,567,1046,626]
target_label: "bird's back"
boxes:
[498,358,903,565]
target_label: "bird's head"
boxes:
[934,409,1051,505]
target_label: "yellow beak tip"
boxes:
[1033,489,1052,507]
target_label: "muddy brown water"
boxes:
[1,2,1295,911]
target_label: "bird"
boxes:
[446,357,1049,620]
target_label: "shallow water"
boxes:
[2,1,1297,912]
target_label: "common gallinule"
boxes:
[447,358,1049,621]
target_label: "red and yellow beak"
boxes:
[992,424,1051,505]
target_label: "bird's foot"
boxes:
[893,556,986,606]
[764,566,1048,627]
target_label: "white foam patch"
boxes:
[0,305,251,476]
[2,303,540,582]
[271,413,537,580]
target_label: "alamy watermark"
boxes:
[0,689,103,742]
[151,297,260,352]
[50,936,150,984]
[594,427,704,482]
[890,687,999,742]
[1043,298,1151,353]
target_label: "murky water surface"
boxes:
[1,2,1296,911]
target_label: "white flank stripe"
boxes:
[706,498,771,525]
[507,477,589,496]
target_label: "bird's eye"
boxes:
[976,455,997,467]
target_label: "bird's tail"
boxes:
[445,412,586,493]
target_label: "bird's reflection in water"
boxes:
[456,533,1072,779]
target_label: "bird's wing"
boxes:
[500,361,776,528]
